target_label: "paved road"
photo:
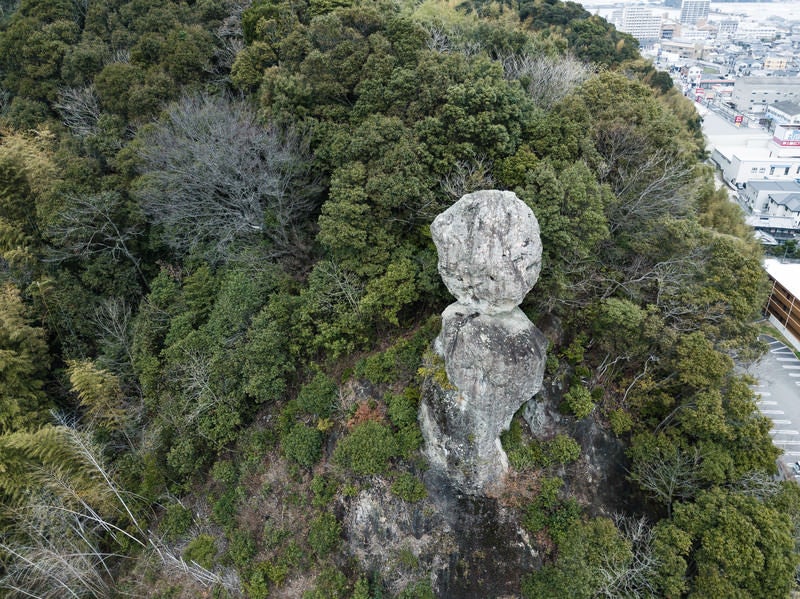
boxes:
[750,336,800,476]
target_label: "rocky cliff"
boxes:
[420,190,548,493]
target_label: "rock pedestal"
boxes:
[420,190,547,493]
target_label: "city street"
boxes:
[749,335,800,478]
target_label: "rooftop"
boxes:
[765,258,800,300]
[771,194,800,212]
[771,100,800,115]
[747,180,800,192]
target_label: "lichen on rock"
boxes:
[420,190,547,493]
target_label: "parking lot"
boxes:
[750,335,800,478]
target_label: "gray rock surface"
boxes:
[431,189,542,315]
[421,190,547,493]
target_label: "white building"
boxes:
[680,0,709,26]
[731,77,800,116]
[739,180,800,213]
[767,194,800,228]
[767,103,800,128]
[617,7,663,43]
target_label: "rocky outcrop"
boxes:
[420,190,547,493]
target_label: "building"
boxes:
[617,7,663,43]
[734,24,778,42]
[748,214,798,241]
[661,39,705,60]
[710,144,800,188]
[764,56,790,71]
[767,194,800,228]
[764,259,800,350]
[731,77,800,115]
[767,102,800,125]
[741,180,800,213]
[716,19,739,38]
[680,0,709,26]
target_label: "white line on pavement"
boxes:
[762,410,786,414]
[759,400,778,405]
[771,430,800,435]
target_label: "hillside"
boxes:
[0,0,798,597]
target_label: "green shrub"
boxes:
[397,581,435,599]
[245,561,277,599]
[308,512,341,558]
[296,373,338,418]
[608,409,633,436]
[211,459,239,485]
[303,566,348,599]
[183,534,217,569]
[262,522,289,550]
[159,503,193,541]
[507,442,547,470]
[212,486,242,530]
[546,434,581,464]
[523,477,581,545]
[334,421,398,475]
[227,528,257,570]
[354,318,439,383]
[387,388,423,456]
[282,423,323,468]
[352,576,371,599]
[391,472,428,503]
[311,474,338,507]
[561,335,586,365]
[563,384,594,419]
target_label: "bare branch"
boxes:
[499,52,593,110]
[54,86,101,138]
[135,94,319,261]
[44,190,145,281]
[440,157,495,199]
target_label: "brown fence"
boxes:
[766,276,800,341]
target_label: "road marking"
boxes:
[763,410,786,414]
[776,358,798,362]
[783,365,800,370]
[759,400,778,405]
[775,440,800,446]
[783,451,800,456]
[757,395,774,400]
[790,373,800,377]
[771,420,792,425]
[771,430,800,435]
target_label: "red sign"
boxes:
[734,115,743,124]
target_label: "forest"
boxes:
[0,0,798,597]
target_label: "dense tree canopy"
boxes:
[0,0,792,596]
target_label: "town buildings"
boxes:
[680,0,709,26]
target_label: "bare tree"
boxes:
[0,419,238,598]
[44,190,145,281]
[595,514,659,598]
[629,443,701,518]
[312,260,364,314]
[500,52,593,110]
[135,94,319,262]
[440,156,495,199]
[90,297,136,375]
[54,86,102,138]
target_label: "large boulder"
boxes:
[430,189,542,315]
[421,190,547,493]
